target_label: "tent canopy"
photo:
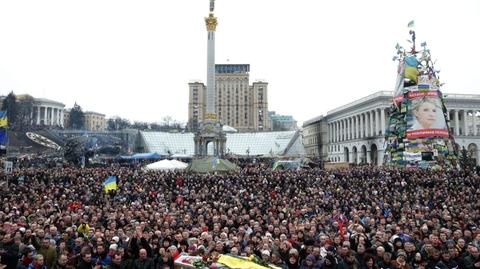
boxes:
[272,159,302,170]
[144,159,188,171]
[119,152,165,160]
[186,157,239,173]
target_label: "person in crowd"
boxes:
[132,249,154,269]
[27,255,46,269]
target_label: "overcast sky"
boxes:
[0,0,479,125]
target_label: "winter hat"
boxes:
[396,250,407,258]
[306,255,316,262]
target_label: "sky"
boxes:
[0,0,479,125]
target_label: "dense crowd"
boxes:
[0,164,479,269]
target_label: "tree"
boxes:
[150,122,162,131]
[1,92,17,128]
[106,116,131,131]
[68,103,85,129]
[16,95,35,130]
[132,121,148,130]
[460,146,475,170]
[107,118,116,131]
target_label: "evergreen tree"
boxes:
[68,103,85,129]
[16,95,35,130]
[1,92,17,128]
[460,146,475,170]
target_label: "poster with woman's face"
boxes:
[406,91,449,138]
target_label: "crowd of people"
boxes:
[0,163,479,269]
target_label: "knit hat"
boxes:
[306,255,316,262]
[396,250,407,258]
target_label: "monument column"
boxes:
[205,2,217,119]
[463,110,468,136]
[195,0,226,158]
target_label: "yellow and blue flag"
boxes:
[0,111,7,128]
[103,176,117,193]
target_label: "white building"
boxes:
[303,91,480,166]
[12,95,65,127]
[33,98,65,127]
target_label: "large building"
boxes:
[269,111,297,131]
[303,91,480,166]
[302,115,328,159]
[188,64,269,132]
[0,94,65,127]
[84,111,107,131]
[63,109,106,131]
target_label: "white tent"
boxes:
[144,159,188,171]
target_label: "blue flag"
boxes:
[0,128,7,145]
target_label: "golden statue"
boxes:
[205,13,217,31]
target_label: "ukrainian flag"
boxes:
[103,176,117,193]
[0,111,7,128]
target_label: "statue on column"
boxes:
[210,0,215,12]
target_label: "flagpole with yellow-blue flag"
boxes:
[103,176,117,193]
[0,111,8,153]
[0,111,7,128]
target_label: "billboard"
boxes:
[406,91,449,138]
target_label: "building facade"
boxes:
[84,111,107,131]
[63,109,106,131]
[302,115,328,159]
[269,111,298,131]
[303,91,480,166]
[6,95,66,127]
[188,64,269,132]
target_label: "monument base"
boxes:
[193,119,226,157]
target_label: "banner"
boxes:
[406,91,448,139]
